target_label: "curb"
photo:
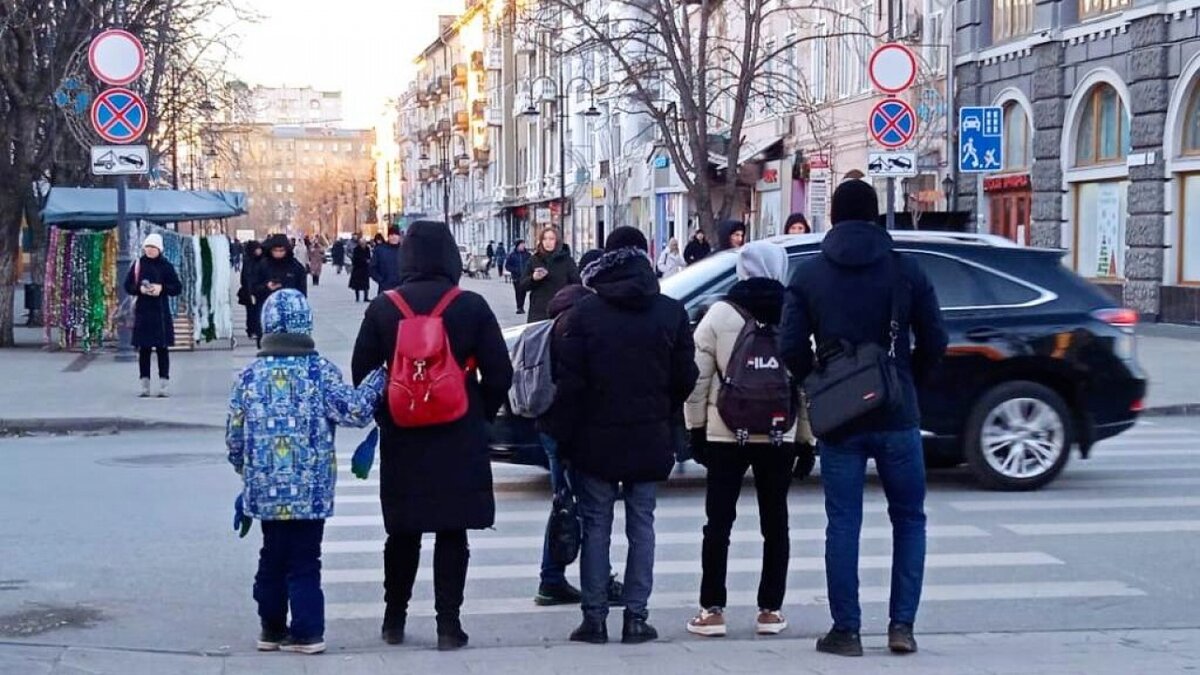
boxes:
[0,417,223,436]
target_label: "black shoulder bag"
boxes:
[801,255,907,438]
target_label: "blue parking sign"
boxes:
[959,106,1003,173]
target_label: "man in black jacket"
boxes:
[547,226,699,646]
[682,229,711,265]
[370,227,404,292]
[780,180,948,657]
[254,234,308,305]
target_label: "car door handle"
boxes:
[965,327,1004,342]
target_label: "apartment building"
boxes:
[955,0,1200,321]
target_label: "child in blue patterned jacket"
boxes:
[226,288,386,655]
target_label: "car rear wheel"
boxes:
[964,381,1072,491]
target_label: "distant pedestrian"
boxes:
[231,237,243,272]
[370,227,404,293]
[253,234,308,304]
[351,221,513,651]
[683,229,711,265]
[505,240,532,314]
[780,179,948,657]
[294,237,311,273]
[494,242,507,277]
[684,241,805,639]
[485,241,495,274]
[124,233,182,398]
[227,289,386,656]
[309,238,325,287]
[784,212,811,235]
[715,220,747,252]
[331,238,346,275]
[544,226,698,645]
[349,236,372,302]
[238,240,265,345]
[521,227,580,322]
[656,237,685,278]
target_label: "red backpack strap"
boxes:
[384,289,416,319]
[429,287,463,318]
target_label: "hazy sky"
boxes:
[225,0,464,128]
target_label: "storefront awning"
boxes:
[42,187,247,227]
[709,135,785,170]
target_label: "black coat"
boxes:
[253,236,307,303]
[351,221,513,533]
[370,242,402,290]
[331,240,346,266]
[348,244,372,291]
[780,221,949,437]
[683,237,711,265]
[547,248,698,483]
[123,254,182,349]
[521,248,580,322]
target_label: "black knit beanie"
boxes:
[830,179,880,225]
[604,226,649,252]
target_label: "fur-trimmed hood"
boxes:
[582,246,659,310]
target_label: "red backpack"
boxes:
[384,288,473,427]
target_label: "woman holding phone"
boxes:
[124,233,182,398]
[520,227,580,322]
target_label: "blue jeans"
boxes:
[820,428,926,633]
[254,519,325,640]
[539,433,570,586]
[574,470,657,621]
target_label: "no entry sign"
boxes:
[868,43,917,96]
[91,87,148,144]
[89,29,146,86]
[869,99,917,149]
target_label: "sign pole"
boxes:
[886,0,896,231]
[112,0,136,361]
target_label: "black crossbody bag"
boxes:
[802,254,907,438]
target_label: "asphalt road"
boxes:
[2,418,1199,659]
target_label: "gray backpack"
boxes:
[508,321,557,418]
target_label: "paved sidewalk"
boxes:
[2,627,1197,674]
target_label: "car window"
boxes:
[660,251,737,303]
[909,252,1040,309]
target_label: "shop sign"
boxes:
[653,156,669,169]
[983,173,1031,193]
[591,185,606,199]
[756,160,782,192]
[808,154,830,170]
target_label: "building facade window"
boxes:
[811,25,828,102]
[1003,102,1031,170]
[1178,86,1200,282]
[858,3,872,94]
[1185,86,1200,155]
[1079,0,1131,19]
[1074,84,1130,166]
[993,0,1034,42]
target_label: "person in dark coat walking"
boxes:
[780,179,948,657]
[521,227,580,322]
[253,234,308,305]
[505,240,532,314]
[683,229,711,265]
[331,238,346,274]
[370,227,404,293]
[348,236,372,302]
[351,221,513,651]
[545,226,699,645]
[238,240,265,343]
[124,233,183,398]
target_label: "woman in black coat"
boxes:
[252,234,307,304]
[123,233,183,398]
[348,238,372,302]
[238,240,264,342]
[521,227,580,322]
[351,220,513,650]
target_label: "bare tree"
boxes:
[518,0,869,237]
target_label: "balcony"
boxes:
[486,106,504,127]
[453,110,470,132]
[470,50,485,71]
[451,64,468,86]
[471,100,487,122]
[484,47,503,71]
[473,146,491,169]
[437,119,452,136]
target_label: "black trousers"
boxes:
[513,280,527,311]
[244,303,262,338]
[138,347,170,379]
[383,530,469,628]
[699,443,794,611]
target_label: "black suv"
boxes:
[492,231,1148,491]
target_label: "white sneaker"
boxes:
[755,609,788,635]
[686,607,727,637]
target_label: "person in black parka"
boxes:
[331,237,346,274]
[238,240,264,343]
[351,220,513,650]
[370,227,404,292]
[348,235,372,302]
[124,233,183,398]
[253,234,307,305]
[521,227,581,322]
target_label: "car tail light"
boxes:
[1130,399,1145,413]
[1092,308,1139,330]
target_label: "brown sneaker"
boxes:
[755,609,788,635]
[686,607,727,637]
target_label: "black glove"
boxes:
[688,428,709,466]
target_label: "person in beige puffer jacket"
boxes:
[683,241,814,640]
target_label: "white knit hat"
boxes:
[142,233,164,252]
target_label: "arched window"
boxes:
[1185,85,1200,155]
[1074,84,1130,166]
[1003,102,1031,170]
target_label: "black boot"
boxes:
[621,611,658,644]
[888,622,918,654]
[569,616,609,644]
[381,610,406,645]
[436,616,469,651]
[535,581,582,606]
[816,628,864,657]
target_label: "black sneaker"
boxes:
[888,622,918,654]
[280,635,326,655]
[607,575,626,607]
[569,617,609,644]
[816,628,863,657]
[256,627,287,652]
[381,615,406,645]
[621,613,658,644]
[535,581,582,606]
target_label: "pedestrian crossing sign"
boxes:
[959,106,1003,174]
